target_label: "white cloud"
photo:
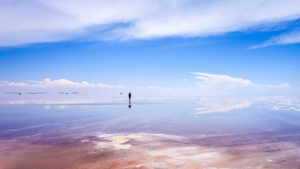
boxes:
[0,74,298,98]
[0,74,299,105]
[193,72,298,97]
[0,78,123,91]
[193,72,253,88]
[1,0,300,47]
[0,78,126,104]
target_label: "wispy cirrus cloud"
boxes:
[1,0,300,47]
[251,29,300,48]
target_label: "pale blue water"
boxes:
[1,99,300,142]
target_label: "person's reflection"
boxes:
[128,100,132,109]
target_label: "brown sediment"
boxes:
[1,132,300,169]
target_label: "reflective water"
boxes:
[1,97,300,168]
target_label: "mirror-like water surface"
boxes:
[1,97,300,169]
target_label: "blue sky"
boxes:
[0,0,300,97]
[1,32,299,86]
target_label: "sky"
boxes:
[0,0,300,99]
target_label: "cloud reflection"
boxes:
[196,96,300,114]
[196,97,253,114]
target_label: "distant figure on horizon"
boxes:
[128,92,131,101]
[128,92,132,109]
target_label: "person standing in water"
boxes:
[128,92,132,109]
[128,92,132,101]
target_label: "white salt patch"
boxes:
[97,133,142,150]
[135,164,142,168]
[93,141,111,149]
[81,139,89,143]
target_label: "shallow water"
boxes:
[1,97,300,168]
